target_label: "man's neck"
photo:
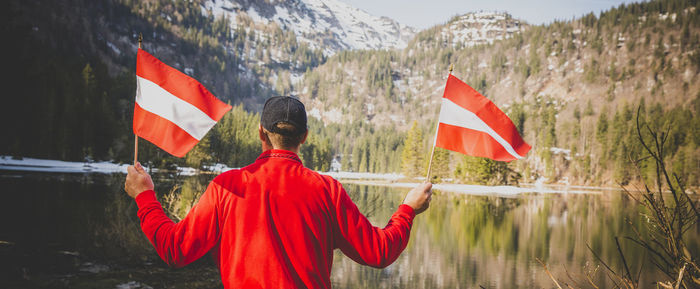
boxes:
[261,143,300,154]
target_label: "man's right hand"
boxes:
[403,182,432,215]
[125,162,154,199]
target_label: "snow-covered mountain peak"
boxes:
[202,0,416,55]
[441,11,523,47]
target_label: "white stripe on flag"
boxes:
[438,98,525,159]
[135,76,217,140]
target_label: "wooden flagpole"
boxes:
[134,33,142,165]
[425,64,453,181]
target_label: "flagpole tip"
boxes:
[138,33,143,49]
[449,64,454,74]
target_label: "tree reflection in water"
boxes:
[333,184,698,289]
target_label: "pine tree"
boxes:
[358,140,369,173]
[596,109,609,148]
[584,99,595,116]
[185,134,213,169]
[81,63,97,158]
[341,145,352,171]
[401,121,425,177]
[454,156,495,185]
[429,147,451,182]
[352,140,363,172]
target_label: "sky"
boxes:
[340,0,639,29]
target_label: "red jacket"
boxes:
[135,149,416,288]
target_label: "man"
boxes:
[124,96,432,288]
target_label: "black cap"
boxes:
[261,96,308,135]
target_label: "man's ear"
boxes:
[258,125,265,142]
[300,130,309,144]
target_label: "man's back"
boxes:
[214,149,338,288]
[135,149,416,288]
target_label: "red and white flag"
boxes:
[435,74,531,162]
[134,49,231,157]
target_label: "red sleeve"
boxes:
[134,182,222,268]
[332,182,416,268]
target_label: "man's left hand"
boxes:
[125,162,154,198]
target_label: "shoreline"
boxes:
[339,179,609,196]
[1,155,623,196]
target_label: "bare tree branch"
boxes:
[536,258,563,289]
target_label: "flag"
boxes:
[435,74,531,162]
[134,49,231,157]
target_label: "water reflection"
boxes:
[0,172,697,288]
[335,184,698,289]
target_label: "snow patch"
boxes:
[0,156,236,175]
[116,281,153,289]
[246,7,268,24]
[0,156,129,174]
[354,181,598,196]
[323,171,403,181]
[106,41,121,55]
[200,0,415,53]
[79,262,109,274]
[550,147,571,160]
[307,107,343,123]
[441,11,522,48]
[290,72,304,84]
[308,107,322,120]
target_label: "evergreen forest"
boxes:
[2,0,700,188]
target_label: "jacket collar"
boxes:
[256,149,303,164]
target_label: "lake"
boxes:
[0,171,697,288]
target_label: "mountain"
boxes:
[3,0,699,188]
[294,1,700,185]
[201,0,416,54]
[6,0,416,111]
[1,0,416,162]
[437,11,524,48]
[298,11,528,126]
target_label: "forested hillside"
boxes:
[2,0,326,162]
[2,0,699,187]
[296,0,700,186]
